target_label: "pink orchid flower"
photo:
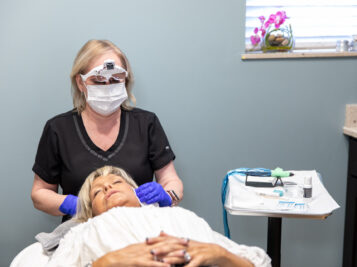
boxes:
[260,28,266,37]
[265,15,275,29]
[258,16,265,24]
[274,11,287,28]
[264,21,271,29]
[250,35,261,46]
[250,10,288,47]
[269,14,276,23]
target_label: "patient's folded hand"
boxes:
[93,242,170,267]
[93,232,189,267]
[146,231,254,267]
[145,231,189,264]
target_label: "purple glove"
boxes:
[59,194,78,216]
[135,182,172,207]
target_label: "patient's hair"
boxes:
[75,166,138,222]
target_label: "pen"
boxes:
[257,192,282,199]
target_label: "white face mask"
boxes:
[85,83,128,116]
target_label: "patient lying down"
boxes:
[11,166,271,267]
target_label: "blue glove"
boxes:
[135,182,172,207]
[59,194,78,216]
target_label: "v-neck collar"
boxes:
[73,109,129,161]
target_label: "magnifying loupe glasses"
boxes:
[81,59,128,85]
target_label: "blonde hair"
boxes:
[70,40,136,113]
[75,166,138,222]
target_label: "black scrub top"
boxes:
[33,108,175,218]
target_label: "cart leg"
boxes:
[267,217,282,267]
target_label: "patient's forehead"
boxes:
[91,174,125,188]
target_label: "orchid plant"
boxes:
[250,11,288,47]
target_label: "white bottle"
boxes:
[303,176,312,198]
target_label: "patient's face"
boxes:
[90,174,140,216]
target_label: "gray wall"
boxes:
[1,1,356,266]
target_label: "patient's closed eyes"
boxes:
[90,174,140,216]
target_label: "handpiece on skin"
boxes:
[133,188,159,207]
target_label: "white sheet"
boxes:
[10,242,49,267]
[11,206,271,267]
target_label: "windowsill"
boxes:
[241,49,357,60]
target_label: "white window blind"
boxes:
[245,0,357,51]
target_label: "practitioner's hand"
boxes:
[59,194,78,216]
[135,182,172,207]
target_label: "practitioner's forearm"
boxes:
[155,161,184,200]
[31,188,66,216]
[31,174,65,216]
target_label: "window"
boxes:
[245,0,357,51]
